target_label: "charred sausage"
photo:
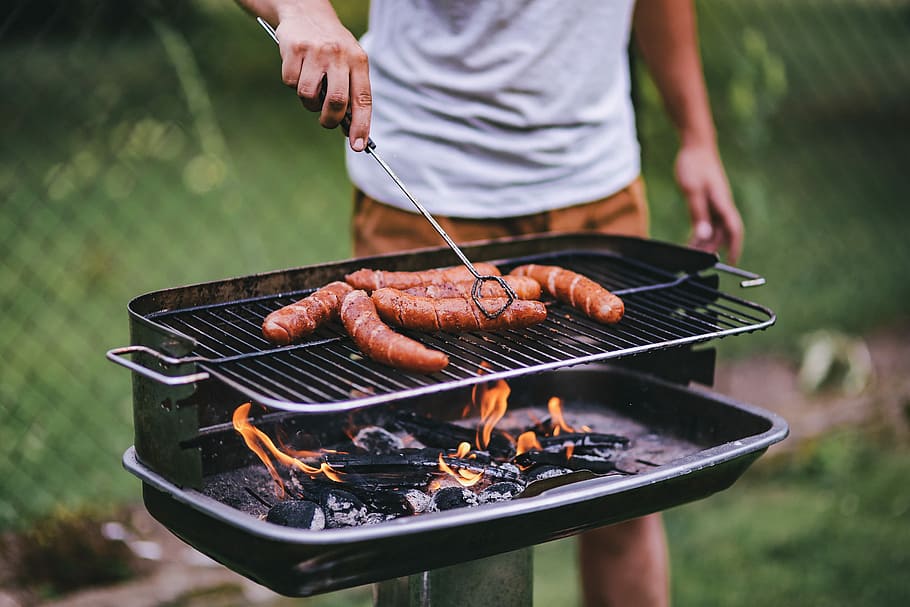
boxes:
[509,264,624,324]
[403,275,542,300]
[262,281,353,345]
[371,288,547,332]
[345,263,501,291]
[341,290,449,373]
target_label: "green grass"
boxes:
[0,4,909,601]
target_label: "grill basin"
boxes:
[124,365,787,597]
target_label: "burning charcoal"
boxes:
[352,426,405,455]
[320,489,370,528]
[428,486,479,512]
[364,512,395,525]
[322,449,519,483]
[394,411,514,458]
[351,487,415,517]
[478,482,524,504]
[404,489,433,514]
[537,432,630,452]
[266,500,326,530]
[515,451,624,475]
[524,464,572,483]
[289,470,414,517]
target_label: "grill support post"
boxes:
[373,548,533,607]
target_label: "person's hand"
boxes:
[674,142,743,264]
[274,2,371,151]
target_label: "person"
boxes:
[238,1,743,605]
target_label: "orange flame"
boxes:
[232,403,343,496]
[437,449,484,487]
[516,431,542,456]
[564,443,575,460]
[475,379,510,450]
[547,397,574,435]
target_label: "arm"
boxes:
[633,0,743,263]
[236,0,371,151]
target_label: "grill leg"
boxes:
[373,547,533,607]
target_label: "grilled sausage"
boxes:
[509,264,624,324]
[345,263,501,291]
[341,290,449,373]
[403,275,542,300]
[371,288,547,332]
[262,281,353,345]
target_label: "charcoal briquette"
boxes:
[524,464,572,483]
[428,486,479,512]
[266,500,326,530]
[320,489,370,528]
[479,481,524,504]
[404,489,432,514]
[352,426,405,455]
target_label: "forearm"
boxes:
[632,0,716,148]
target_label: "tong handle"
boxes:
[714,262,766,288]
[106,346,210,386]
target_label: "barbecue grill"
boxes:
[109,233,788,603]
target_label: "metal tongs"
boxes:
[256,18,516,319]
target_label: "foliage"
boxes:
[0,507,142,598]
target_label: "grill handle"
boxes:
[714,263,766,288]
[106,346,210,386]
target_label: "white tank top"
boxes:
[345,0,640,218]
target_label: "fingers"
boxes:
[677,147,744,264]
[347,52,372,152]
[275,23,371,151]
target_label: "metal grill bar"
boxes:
[143,251,773,412]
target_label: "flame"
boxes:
[437,451,484,487]
[564,442,575,460]
[515,431,542,456]
[474,379,510,450]
[547,396,575,434]
[455,441,472,458]
[232,403,343,496]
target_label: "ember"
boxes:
[230,378,641,529]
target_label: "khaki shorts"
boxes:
[352,177,649,257]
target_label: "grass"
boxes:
[0,0,908,601]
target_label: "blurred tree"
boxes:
[2,0,198,40]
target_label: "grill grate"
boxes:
[146,251,773,412]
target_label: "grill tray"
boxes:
[124,365,788,597]
[111,234,774,413]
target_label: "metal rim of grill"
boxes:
[135,248,774,413]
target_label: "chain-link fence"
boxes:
[1,0,908,534]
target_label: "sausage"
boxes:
[340,290,449,374]
[345,263,501,291]
[262,281,353,345]
[403,275,542,300]
[370,288,547,332]
[509,264,624,324]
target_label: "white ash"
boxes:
[404,489,433,514]
[323,490,369,528]
[525,465,572,483]
[479,482,524,504]
[352,426,405,454]
[363,512,396,526]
